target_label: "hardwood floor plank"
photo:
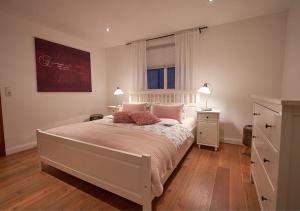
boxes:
[218,144,248,210]
[209,167,230,210]
[0,144,259,210]
[154,147,197,210]
[21,185,76,210]
[175,150,219,210]
[0,173,58,209]
[239,147,260,210]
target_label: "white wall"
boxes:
[281,0,300,98]
[106,12,287,144]
[106,45,131,106]
[0,13,107,154]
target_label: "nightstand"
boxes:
[89,114,103,121]
[196,110,220,151]
[106,105,120,114]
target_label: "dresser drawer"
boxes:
[251,146,276,210]
[253,103,281,150]
[253,127,279,189]
[197,113,218,121]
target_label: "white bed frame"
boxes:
[37,91,198,210]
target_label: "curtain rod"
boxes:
[126,26,208,45]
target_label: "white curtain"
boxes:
[175,29,200,90]
[130,40,147,91]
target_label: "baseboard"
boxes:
[220,137,243,145]
[6,141,37,155]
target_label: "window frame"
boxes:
[147,65,175,90]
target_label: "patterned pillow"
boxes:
[113,111,134,123]
[130,112,160,126]
[152,104,184,123]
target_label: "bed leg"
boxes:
[142,200,152,211]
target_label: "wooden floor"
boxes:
[0,144,260,210]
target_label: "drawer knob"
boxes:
[250,160,255,164]
[263,158,270,163]
[253,112,261,116]
[206,116,209,119]
[252,135,256,139]
[261,196,268,201]
[265,124,272,128]
[199,132,202,134]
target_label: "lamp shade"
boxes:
[113,87,124,96]
[198,83,211,95]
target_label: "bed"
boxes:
[37,91,199,210]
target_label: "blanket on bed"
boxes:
[46,121,182,196]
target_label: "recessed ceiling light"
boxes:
[208,0,213,2]
[106,28,110,32]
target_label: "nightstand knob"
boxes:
[206,116,209,119]
[199,131,202,134]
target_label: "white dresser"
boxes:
[196,110,220,151]
[251,96,300,210]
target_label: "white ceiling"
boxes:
[0,0,289,47]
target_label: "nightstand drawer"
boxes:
[197,113,219,121]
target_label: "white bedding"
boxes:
[182,117,196,131]
[94,118,194,149]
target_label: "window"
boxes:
[147,66,175,89]
[167,67,175,89]
[147,68,164,89]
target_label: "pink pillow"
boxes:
[130,112,160,126]
[152,104,183,123]
[122,103,147,112]
[113,111,134,123]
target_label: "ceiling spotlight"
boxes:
[208,0,213,2]
[106,28,110,32]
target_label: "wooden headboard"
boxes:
[127,90,199,119]
[128,90,200,105]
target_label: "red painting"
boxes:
[35,37,92,92]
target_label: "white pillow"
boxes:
[103,115,113,119]
[159,118,179,126]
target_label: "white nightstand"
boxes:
[196,110,220,151]
[106,105,121,114]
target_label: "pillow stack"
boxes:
[113,103,184,126]
[113,111,160,125]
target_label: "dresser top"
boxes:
[251,95,300,106]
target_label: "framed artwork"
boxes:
[35,37,92,92]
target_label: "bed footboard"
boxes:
[36,129,152,210]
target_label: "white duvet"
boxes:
[94,118,194,149]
